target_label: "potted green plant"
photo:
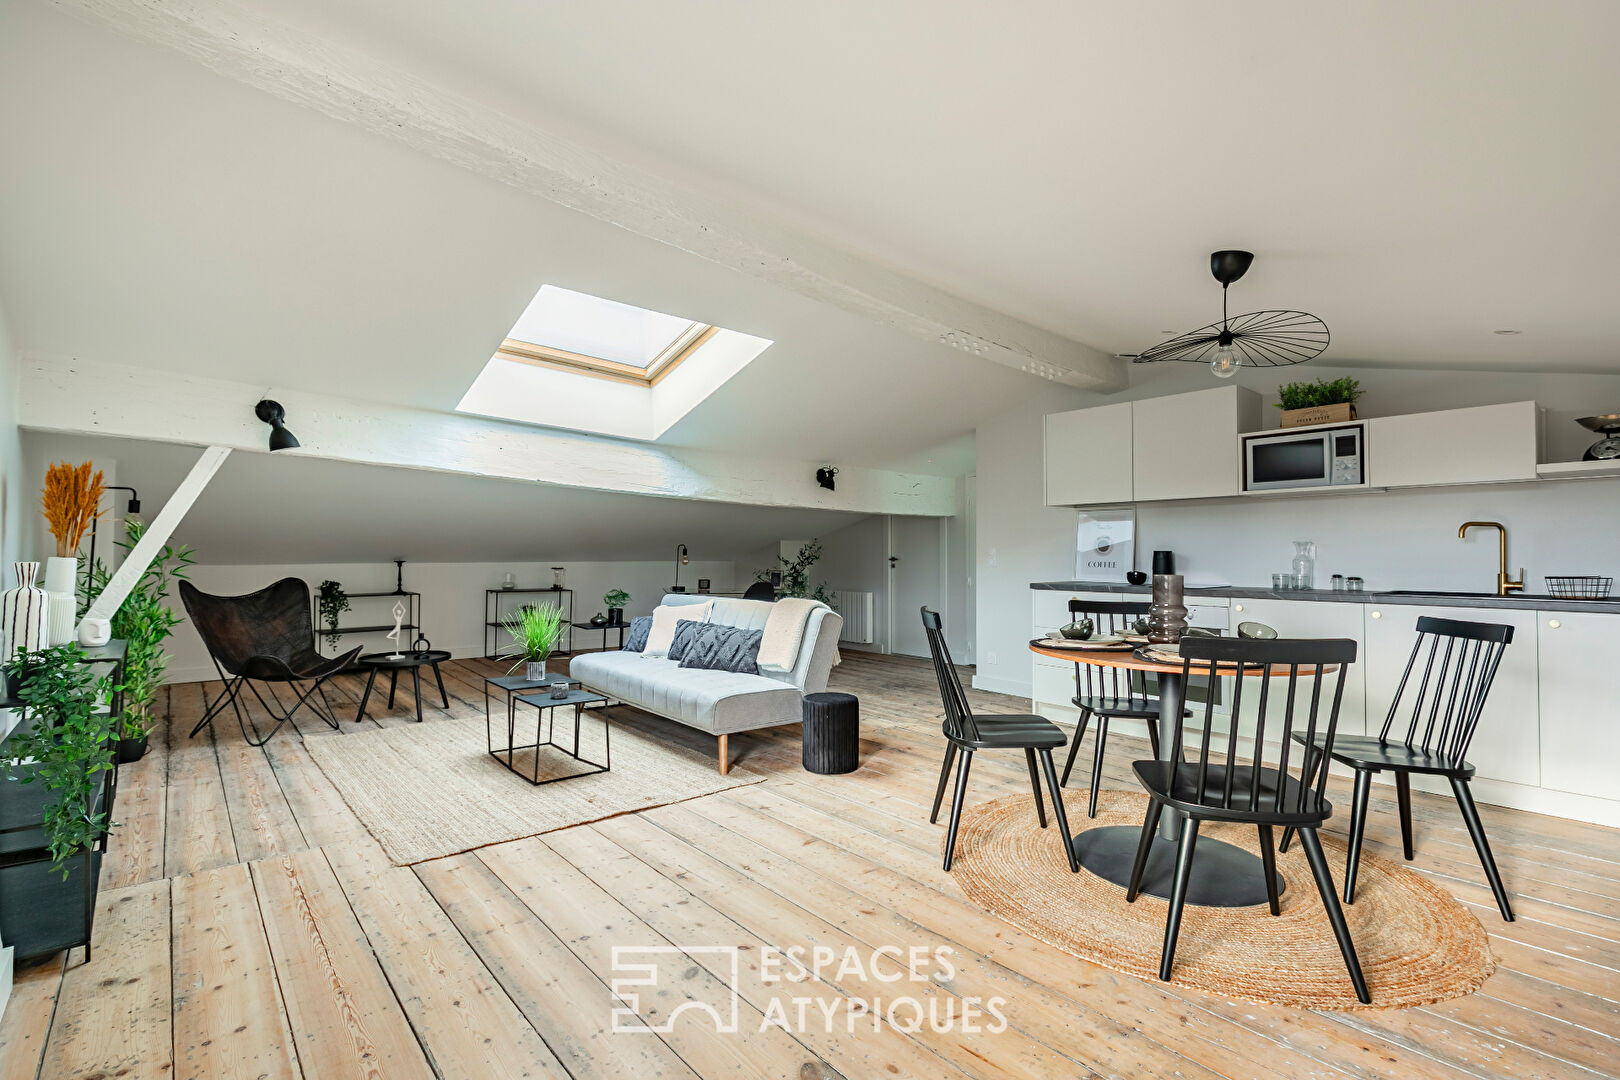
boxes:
[603,589,630,626]
[772,539,833,603]
[318,579,350,650]
[1276,376,1364,428]
[3,644,118,877]
[503,602,565,679]
[83,518,194,762]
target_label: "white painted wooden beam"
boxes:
[82,445,230,623]
[19,357,959,517]
[46,0,1125,392]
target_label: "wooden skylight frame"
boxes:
[497,322,718,387]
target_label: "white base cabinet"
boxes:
[1536,611,1620,800]
[1226,598,1368,738]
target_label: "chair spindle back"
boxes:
[1067,599,1151,701]
[1378,616,1513,761]
[921,607,977,743]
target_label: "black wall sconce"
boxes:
[816,465,838,491]
[255,399,300,451]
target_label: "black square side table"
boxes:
[483,671,571,747]
[490,687,611,785]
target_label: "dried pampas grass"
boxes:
[42,461,106,557]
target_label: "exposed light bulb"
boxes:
[1210,336,1240,379]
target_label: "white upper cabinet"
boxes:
[1367,401,1539,488]
[1132,386,1262,502]
[1044,401,1133,506]
[1361,603,1539,787]
[1536,611,1620,800]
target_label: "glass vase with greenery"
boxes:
[318,579,350,650]
[503,603,566,678]
[759,539,832,603]
[83,518,194,750]
[3,644,119,877]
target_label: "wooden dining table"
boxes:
[1028,638,1338,907]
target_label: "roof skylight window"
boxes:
[497,285,715,385]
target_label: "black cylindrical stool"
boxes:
[802,692,860,774]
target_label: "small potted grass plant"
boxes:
[603,589,630,626]
[504,602,565,680]
[1276,376,1364,428]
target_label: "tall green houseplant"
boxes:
[3,644,118,876]
[83,518,195,744]
[760,539,833,603]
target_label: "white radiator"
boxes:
[829,590,875,644]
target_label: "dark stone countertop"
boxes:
[1030,580,1620,614]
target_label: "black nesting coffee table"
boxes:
[488,686,611,785]
[354,650,452,724]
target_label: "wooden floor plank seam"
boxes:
[240,855,313,1080]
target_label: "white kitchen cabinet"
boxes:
[1226,598,1368,737]
[1044,403,1133,506]
[1132,386,1261,502]
[1361,603,1540,787]
[1367,401,1539,488]
[1536,611,1620,800]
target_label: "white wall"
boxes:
[974,364,1620,697]
[0,302,23,575]
[163,558,736,684]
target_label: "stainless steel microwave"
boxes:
[1242,423,1364,492]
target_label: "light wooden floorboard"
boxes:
[6,652,1615,1080]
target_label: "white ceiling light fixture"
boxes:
[1134,251,1331,379]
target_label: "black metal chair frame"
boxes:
[1280,615,1516,921]
[1057,599,1170,817]
[922,607,1078,874]
[181,578,361,747]
[1125,634,1370,1004]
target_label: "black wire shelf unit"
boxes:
[485,586,574,661]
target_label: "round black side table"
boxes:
[802,692,859,774]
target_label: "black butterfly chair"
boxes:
[922,607,1078,874]
[1280,616,1517,921]
[180,578,360,746]
[1126,634,1369,1004]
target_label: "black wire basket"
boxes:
[1544,576,1613,600]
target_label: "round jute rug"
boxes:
[949,790,1495,1010]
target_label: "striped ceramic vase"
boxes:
[2,561,50,661]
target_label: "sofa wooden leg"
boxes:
[718,734,730,775]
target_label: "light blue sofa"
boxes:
[567,593,843,773]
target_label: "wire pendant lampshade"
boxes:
[1133,251,1330,378]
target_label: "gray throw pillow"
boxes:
[680,625,764,674]
[622,615,653,653]
[667,619,708,662]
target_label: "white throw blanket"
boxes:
[757,597,820,673]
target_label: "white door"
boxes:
[890,516,946,658]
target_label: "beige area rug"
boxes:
[305,714,764,865]
[950,790,1495,1010]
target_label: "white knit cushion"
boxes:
[644,600,713,657]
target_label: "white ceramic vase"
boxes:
[526,660,547,681]
[43,556,78,647]
[2,561,50,661]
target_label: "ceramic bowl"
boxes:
[1238,621,1278,640]
[1126,570,1148,586]
[1059,617,1094,640]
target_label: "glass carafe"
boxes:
[1291,540,1316,591]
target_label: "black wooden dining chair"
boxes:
[1057,599,1178,818]
[180,578,361,746]
[1279,616,1516,921]
[1126,635,1369,1004]
[922,608,1078,874]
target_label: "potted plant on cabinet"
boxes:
[1,643,118,961]
[83,518,194,762]
[317,579,350,650]
[770,539,833,603]
[1276,376,1364,428]
[603,589,630,626]
[503,603,565,680]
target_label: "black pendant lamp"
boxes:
[1133,251,1330,378]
